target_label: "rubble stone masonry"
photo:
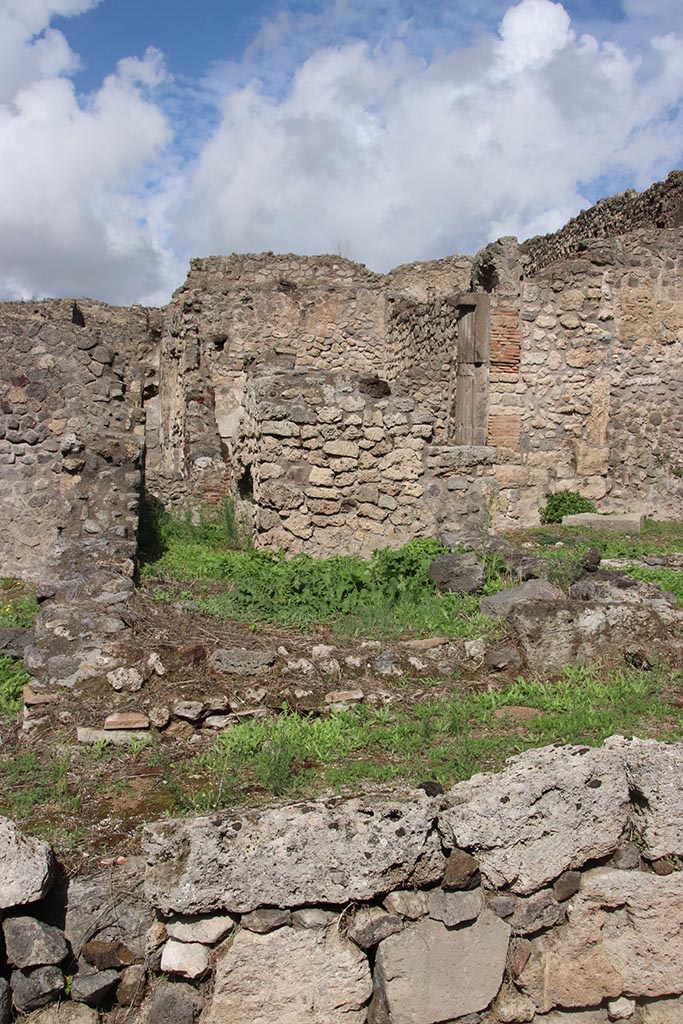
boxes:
[0,173,682,579]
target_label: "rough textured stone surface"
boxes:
[10,966,64,1013]
[442,847,480,890]
[241,908,292,933]
[0,816,53,908]
[506,598,683,676]
[438,744,630,894]
[166,914,234,945]
[372,911,510,1024]
[507,890,566,935]
[641,997,683,1022]
[146,980,201,1024]
[562,512,644,534]
[347,907,403,950]
[208,647,277,675]
[3,916,68,968]
[519,869,683,1012]
[429,887,482,927]
[71,968,120,1006]
[0,980,9,1024]
[382,890,431,920]
[202,925,372,1024]
[65,857,153,959]
[428,553,486,595]
[610,736,683,859]
[160,939,210,980]
[28,1006,99,1024]
[144,791,441,914]
[479,580,564,618]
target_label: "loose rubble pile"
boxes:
[3,736,683,1023]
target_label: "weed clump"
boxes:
[539,490,597,524]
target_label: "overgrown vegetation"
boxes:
[521,518,683,559]
[155,663,683,813]
[141,505,506,638]
[622,565,683,606]
[0,657,29,720]
[539,489,597,524]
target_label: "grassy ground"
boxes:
[1,507,682,864]
[2,662,682,862]
[140,504,508,639]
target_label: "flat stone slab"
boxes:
[144,791,441,915]
[203,926,371,1024]
[0,817,54,909]
[372,911,510,1023]
[562,512,644,534]
[77,728,149,746]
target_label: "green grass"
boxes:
[522,518,683,559]
[142,520,508,639]
[157,664,683,813]
[0,656,29,720]
[0,750,77,818]
[0,579,39,629]
[622,565,683,605]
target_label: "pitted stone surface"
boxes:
[0,816,53,909]
[144,791,441,914]
[371,910,510,1024]
[438,744,630,894]
[519,870,683,1012]
[202,926,371,1024]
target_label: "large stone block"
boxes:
[144,792,441,915]
[371,911,510,1023]
[202,926,371,1024]
[519,869,683,1012]
[438,744,630,894]
[0,816,54,909]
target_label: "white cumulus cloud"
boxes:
[0,0,682,304]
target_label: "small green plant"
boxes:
[0,657,28,720]
[539,490,597,525]
[0,580,39,629]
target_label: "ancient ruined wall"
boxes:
[385,294,459,437]
[148,252,476,510]
[485,229,683,526]
[235,370,497,556]
[522,168,683,276]
[0,300,151,582]
[6,736,683,1022]
[147,254,390,504]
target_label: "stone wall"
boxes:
[235,370,497,556]
[522,168,683,276]
[0,299,154,696]
[0,300,152,582]
[1,174,682,571]
[5,736,683,1022]
[484,229,683,526]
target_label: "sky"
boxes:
[0,0,682,306]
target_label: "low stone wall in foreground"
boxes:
[3,736,683,1023]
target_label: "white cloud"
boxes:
[0,0,682,304]
[179,0,683,271]
[0,0,178,304]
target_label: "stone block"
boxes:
[371,912,510,1023]
[203,926,371,1024]
[562,512,644,534]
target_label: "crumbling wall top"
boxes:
[521,169,683,276]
